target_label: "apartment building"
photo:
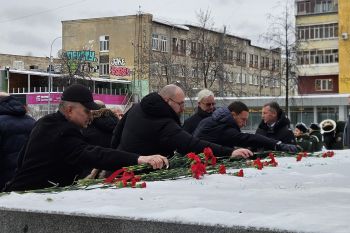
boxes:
[296,0,350,94]
[62,13,282,98]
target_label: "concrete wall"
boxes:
[0,208,292,233]
[0,54,50,71]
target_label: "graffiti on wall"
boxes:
[110,57,132,78]
[65,50,98,62]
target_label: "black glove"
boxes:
[275,142,299,153]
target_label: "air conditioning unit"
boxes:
[341,32,348,40]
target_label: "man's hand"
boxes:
[138,155,169,169]
[275,142,299,153]
[231,148,253,159]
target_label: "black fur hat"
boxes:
[310,123,320,131]
[295,123,308,133]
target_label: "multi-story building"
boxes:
[62,13,282,100]
[296,0,350,94]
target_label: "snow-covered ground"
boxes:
[1,150,350,233]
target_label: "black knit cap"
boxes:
[309,123,320,131]
[61,84,99,110]
[295,123,308,133]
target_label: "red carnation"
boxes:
[187,152,201,163]
[218,164,226,174]
[234,169,244,177]
[296,153,303,161]
[253,158,263,170]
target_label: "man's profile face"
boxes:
[67,103,91,128]
[262,106,277,125]
[232,110,249,128]
[198,95,215,113]
[168,89,185,115]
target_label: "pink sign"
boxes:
[27,93,127,105]
[27,93,62,104]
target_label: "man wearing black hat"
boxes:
[3,84,168,192]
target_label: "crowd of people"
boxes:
[1,84,349,191]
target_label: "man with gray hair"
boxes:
[3,84,168,192]
[111,84,252,159]
[183,89,216,134]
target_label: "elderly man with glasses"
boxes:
[111,84,253,160]
[183,89,216,134]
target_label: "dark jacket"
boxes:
[344,115,350,148]
[82,108,119,148]
[255,113,296,145]
[193,107,278,150]
[183,107,212,134]
[111,92,233,157]
[309,130,323,151]
[3,111,139,192]
[0,96,35,190]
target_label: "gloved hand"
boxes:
[275,142,299,153]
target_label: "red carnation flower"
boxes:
[218,164,226,174]
[234,169,244,177]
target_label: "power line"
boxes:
[0,0,88,24]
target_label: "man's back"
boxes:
[0,96,35,189]
[4,112,139,191]
[112,92,232,158]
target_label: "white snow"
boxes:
[1,150,350,233]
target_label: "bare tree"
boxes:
[260,0,300,115]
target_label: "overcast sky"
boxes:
[0,0,288,58]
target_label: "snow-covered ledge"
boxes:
[1,150,350,233]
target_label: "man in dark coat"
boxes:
[344,95,350,149]
[193,101,298,152]
[0,93,35,190]
[183,89,215,134]
[111,84,252,159]
[256,102,296,145]
[3,84,168,192]
[309,123,323,151]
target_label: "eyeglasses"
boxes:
[169,98,185,107]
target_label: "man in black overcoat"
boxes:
[3,84,168,192]
[111,84,253,159]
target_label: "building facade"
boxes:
[296,0,350,94]
[62,14,282,99]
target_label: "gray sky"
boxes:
[0,0,286,58]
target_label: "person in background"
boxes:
[81,100,120,179]
[294,123,313,152]
[193,101,298,153]
[256,102,296,145]
[183,89,215,134]
[309,123,323,151]
[111,84,253,159]
[111,106,124,120]
[0,92,36,190]
[3,84,168,192]
[343,95,350,149]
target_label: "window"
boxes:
[315,79,333,91]
[254,55,259,68]
[190,42,196,57]
[172,38,178,53]
[99,63,109,75]
[228,50,234,61]
[160,36,168,52]
[249,54,254,67]
[161,66,167,76]
[298,49,338,65]
[99,35,109,52]
[180,39,186,55]
[152,34,159,50]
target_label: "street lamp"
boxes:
[47,36,62,114]
[47,35,74,113]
